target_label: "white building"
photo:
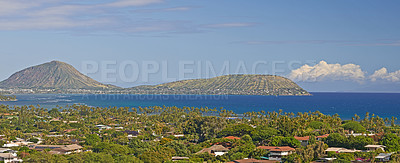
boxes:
[325,147,361,153]
[196,145,229,156]
[258,146,295,161]
[365,145,386,152]
[95,125,112,130]
[375,153,392,162]
[0,153,22,163]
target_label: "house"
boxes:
[229,158,278,163]
[46,135,65,137]
[224,136,241,140]
[173,134,184,138]
[365,145,385,152]
[64,129,77,133]
[325,147,361,153]
[196,145,229,156]
[0,148,16,154]
[3,138,33,147]
[257,146,295,161]
[316,134,329,141]
[171,156,189,161]
[294,136,310,146]
[29,144,83,154]
[115,127,124,130]
[294,134,330,146]
[375,153,392,162]
[95,125,112,130]
[122,130,139,138]
[0,153,23,163]
[2,143,20,148]
[345,133,375,137]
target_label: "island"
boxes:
[0,61,310,96]
[0,95,16,101]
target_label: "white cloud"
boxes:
[0,0,164,31]
[288,61,366,82]
[132,6,195,13]
[101,0,164,7]
[205,23,254,28]
[370,68,400,82]
[0,0,255,34]
[164,7,192,11]
[0,1,40,16]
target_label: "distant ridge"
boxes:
[0,61,309,95]
[129,74,310,96]
[0,61,118,89]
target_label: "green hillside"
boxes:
[129,74,310,95]
[0,61,118,89]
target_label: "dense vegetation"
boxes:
[0,94,16,101]
[1,104,400,162]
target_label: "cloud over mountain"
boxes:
[370,68,400,82]
[288,61,366,82]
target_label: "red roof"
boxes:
[294,134,329,140]
[294,136,310,141]
[230,158,278,163]
[316,134,329,138]
[224,136,241,140]
[64,129,77,133]
[257,146,295,152]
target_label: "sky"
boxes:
[0,0,399,92]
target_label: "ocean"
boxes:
[1,93,399,120]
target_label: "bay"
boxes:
[1,93,399,120]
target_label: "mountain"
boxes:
[0,61,118,89]
[129,74,310,95]
[0,61,309,95]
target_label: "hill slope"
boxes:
[0,61,117,89]
[129,74,310,95]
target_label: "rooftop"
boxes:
[325,147,361,153]
[196,145,229,155]
[257,146,295,152]
[365,145,386,148]
[294,136,310,141]
[224,136,241,140]
[375,153,392,159]
[0,153,17,159]
[230,158,278,163]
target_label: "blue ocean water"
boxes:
[1,93,399,120]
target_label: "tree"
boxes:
[342,121,366,133]
[249,148,268,160]
[308,121,329,130]
[48,108,60,118]
[93,142,132,156]
[283,153,302,163]
[29,138,39,143]
[350,136,373,150]
[269,136,300,148]
[165,141,190,157]
[85,134,101,146]
[270,136,284,146]
[380,133,400,152]
[325,133,346,147]
[218,124,255,137]
[139,151,167,163]
[251,125,278,144]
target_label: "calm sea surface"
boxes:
[1,93,399,120]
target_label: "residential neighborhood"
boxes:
[1,104,400,162]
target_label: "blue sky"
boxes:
[0,0,399,91]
